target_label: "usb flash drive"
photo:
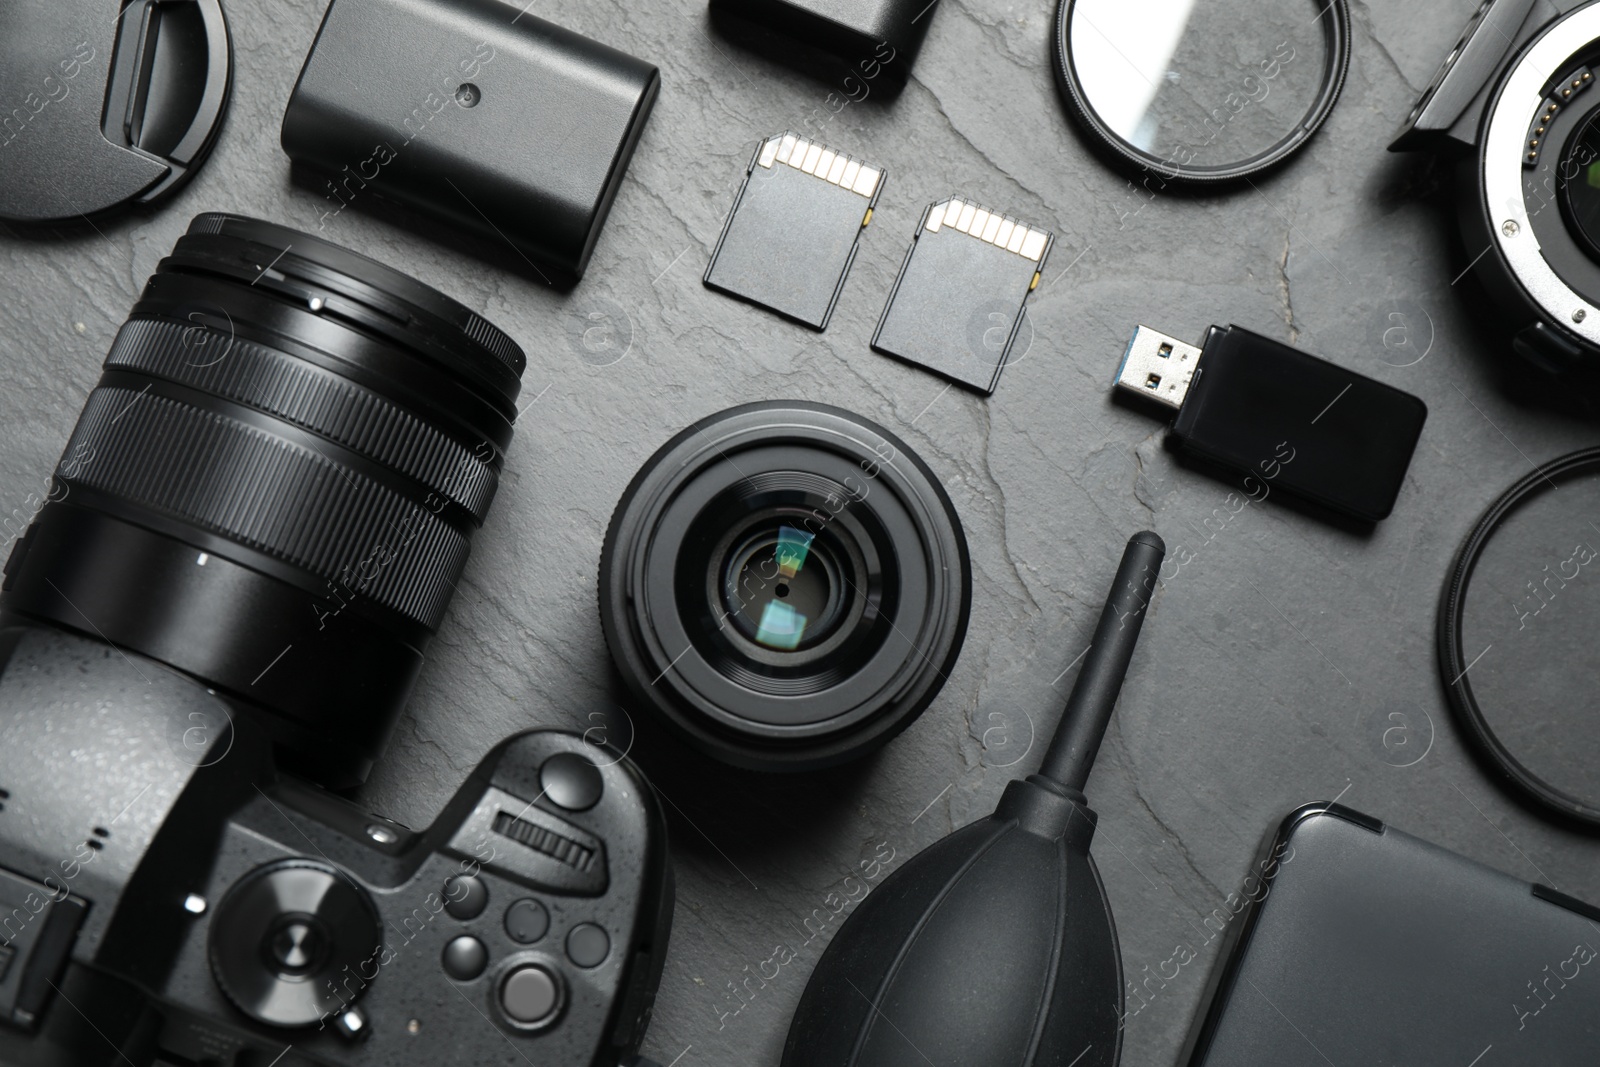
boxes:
[1113,324,1428,522]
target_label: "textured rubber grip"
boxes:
[107,318,499,520]
[459,309,526,377]
[60,385,469,629]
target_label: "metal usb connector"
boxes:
[1113,325,1201,411]
[1107,320,1427,521]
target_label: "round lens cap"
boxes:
[1052,0,1351,185]
[1440,447,1600,828]
[0,0,233,222]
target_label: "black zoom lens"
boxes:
[600,402,971,771]
[0,214,523,784]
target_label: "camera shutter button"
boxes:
[540,752,603,811]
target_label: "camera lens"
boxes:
[1562,108,1600,261]
[0,214,523,784]
[599,402,970,771]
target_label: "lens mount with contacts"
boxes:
[1393,0,1600,374]
[599,402,971,772]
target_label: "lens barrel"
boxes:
[600,402,971,771]
[0,214,523,784]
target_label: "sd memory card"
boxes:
[872,198,1053,395]
[704,132,884,330]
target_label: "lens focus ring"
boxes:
[0,215,525,783]
[105,318,499,519]
[60,386,467,629]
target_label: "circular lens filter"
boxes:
[1052,0,1351,184]
[1440,447,1600,828]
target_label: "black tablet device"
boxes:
[1184,804,1600,1065]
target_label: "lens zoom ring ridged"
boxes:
[107,319,498,521]
[461,312,525,375]
[62,387,467,629]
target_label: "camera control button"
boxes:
[566,923,610,968]
[540,752,603,811]
[501,964,560,1025]
[443,874,488,919]
[505,899,550,944]
[442,936,488,981]
[331,1005,371,1042]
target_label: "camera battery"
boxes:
[708,0,940,77]
[282,0,659,281]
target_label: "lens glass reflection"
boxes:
[728,524,837,650]
[1069,0,1331,169]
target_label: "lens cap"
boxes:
[1440,447,1600,829]
[1052,0,1350,184]
[0,0,232,222]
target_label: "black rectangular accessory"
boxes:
[704,132,883,330]
[1185,804,1600,1066]
[872,198,1052,395]
[282,0,659,281]
[0,867,86,1032]
[1114,324,1427,521]
[708,0,938,77]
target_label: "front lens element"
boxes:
[726,524,836,651]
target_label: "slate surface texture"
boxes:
[2,1,1598,1064]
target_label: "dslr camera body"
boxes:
[0,215,673,1066]
[0,630,672,1067]
[1393,0,1600,373]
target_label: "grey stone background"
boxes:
[3,0,1599,1064]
